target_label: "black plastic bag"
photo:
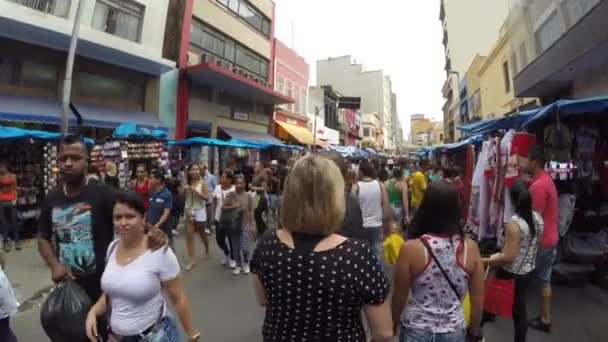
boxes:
[40,279,92,342]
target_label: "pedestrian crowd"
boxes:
[0,135,560,342]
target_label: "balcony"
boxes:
[7,0,70,17]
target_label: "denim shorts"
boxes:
[400,327,466,342]
[533,247,557,288]
[144,315,180,342]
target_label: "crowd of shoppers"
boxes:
[0,133,562,342]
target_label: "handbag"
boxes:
[483,232,533,318]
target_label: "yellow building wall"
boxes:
[193,0,271,60]
[411,118,433,145]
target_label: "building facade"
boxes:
[361,112,383,150]
[169,0,292,140]
[410,114,434,147]
[0,0,175,132]
[273,38,309,127]
[510,0,608,102]
[316,56,395,151]
[308,85,339,146]
[440,0,510,142]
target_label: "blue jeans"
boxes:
[400,327,466,342]
[0,202,19,243]
[146,315,180,342]
[363,226,384,264]
[533,247,556,288]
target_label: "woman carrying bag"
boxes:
[85,191,200,342]
[483,180,543,342]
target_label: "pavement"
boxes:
[8,234,608,341]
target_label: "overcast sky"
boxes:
[274,0,445,140]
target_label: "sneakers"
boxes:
[242,263,250,274]
[528,317,551,333]
[204,228,211,235]
[232,266,241,275]
[228,259,236,269]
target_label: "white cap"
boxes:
[387,159,395,165]
[270,160,279,166]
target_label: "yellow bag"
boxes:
[463,292,471,327]
[382,233,405,264]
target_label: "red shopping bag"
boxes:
[483,275,515,318]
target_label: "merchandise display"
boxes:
[0,142,45,207]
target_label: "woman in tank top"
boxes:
[385,167,410,229]
[482,181,543,342]
[183,163,210,271]
[392,181,485,342]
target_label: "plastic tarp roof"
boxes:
[329,145,369,158]
[0,126,94,145]
[417,134,483,158]
[522,96,608,127]
[113,121,168,139]
[169,137,304,150]
[458,109,539,135]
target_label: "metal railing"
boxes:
[9,0,71,18]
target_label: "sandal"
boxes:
[528,316,551,333]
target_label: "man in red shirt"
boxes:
[527,145,559,333]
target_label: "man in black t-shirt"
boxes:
[37,136,167,304]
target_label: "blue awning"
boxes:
[0,93,166,129]
[458,109,539,135]
[218,127,284,145]
[522,96,608,127]
[113,121,168,139]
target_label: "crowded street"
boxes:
[7,234,608,341]
[2,0,608,341]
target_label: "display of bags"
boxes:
[40,279,92,342]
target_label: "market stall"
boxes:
[90,122,169,189]
[458,96,608,287]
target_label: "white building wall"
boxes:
[0,0,172,65]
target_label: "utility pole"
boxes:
[312,105,324,153]
[61,0,85,135]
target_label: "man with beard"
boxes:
[37,136,167,340]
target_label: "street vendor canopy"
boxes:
[458,109,539,135]
[522,96,608,127]
[113,121,168,139]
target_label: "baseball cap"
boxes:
[270,160,278,166]
[387,159,395,165]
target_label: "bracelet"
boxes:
[189,332,201,341]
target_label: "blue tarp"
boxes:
[330,145,369,158]
[417,134,483,158]
[458,109,539,135]
[113,121,168,139]
[170,137,303,150]
[522,96,608,127]
[0,126,95,145]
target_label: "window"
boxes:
[511,53,518,74]
[300,89,307,115]
[519,42,528,69]
[75,72,143,104]
[20,61,58,89]
[9,0,71,17]
[439,133,444,141]
[363,127,370,137]
[92,0,145,42]
[191,20,269,81]
[294,86,300,113]
[286,81,293,111]
[215,0,271,38]
[277,76,284,94]
[535,10,565,53]
[502,61,511,93]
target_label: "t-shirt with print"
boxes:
[38,183,116,277]
[212,185,236,222]
[410,171,428,208]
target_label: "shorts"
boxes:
[533,247,556,288]
[186,208,206,223]
[391,205,402,221]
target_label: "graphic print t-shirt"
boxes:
[39,184,116,275]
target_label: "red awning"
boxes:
[184,63,294,105]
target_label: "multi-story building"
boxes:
[167,0,293,140]
[316,56,395,151]
[361,112,383,150]
[439,0,510,142]
[460,55,486,122]
[0,0,175,133]
[273,38,309,127]
[410,114,434,147]
[390,93,403,150]
[510,0,608,102]
[308,85,339,145]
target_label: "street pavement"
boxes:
[9,234,608,341]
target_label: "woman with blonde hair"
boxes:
[250,155,393,342]
[183,163,210,270]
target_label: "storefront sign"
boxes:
[233,111,249,121]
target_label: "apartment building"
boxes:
[439,0,510,142]
[509,0,608,102]
[316,56,395,151]
[0,0,175,133]
[168,0,292,140]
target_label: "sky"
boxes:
[273,0,446,141]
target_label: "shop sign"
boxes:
[286,118,298,125]
[324,127,340,145]
[233,111,249,121]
